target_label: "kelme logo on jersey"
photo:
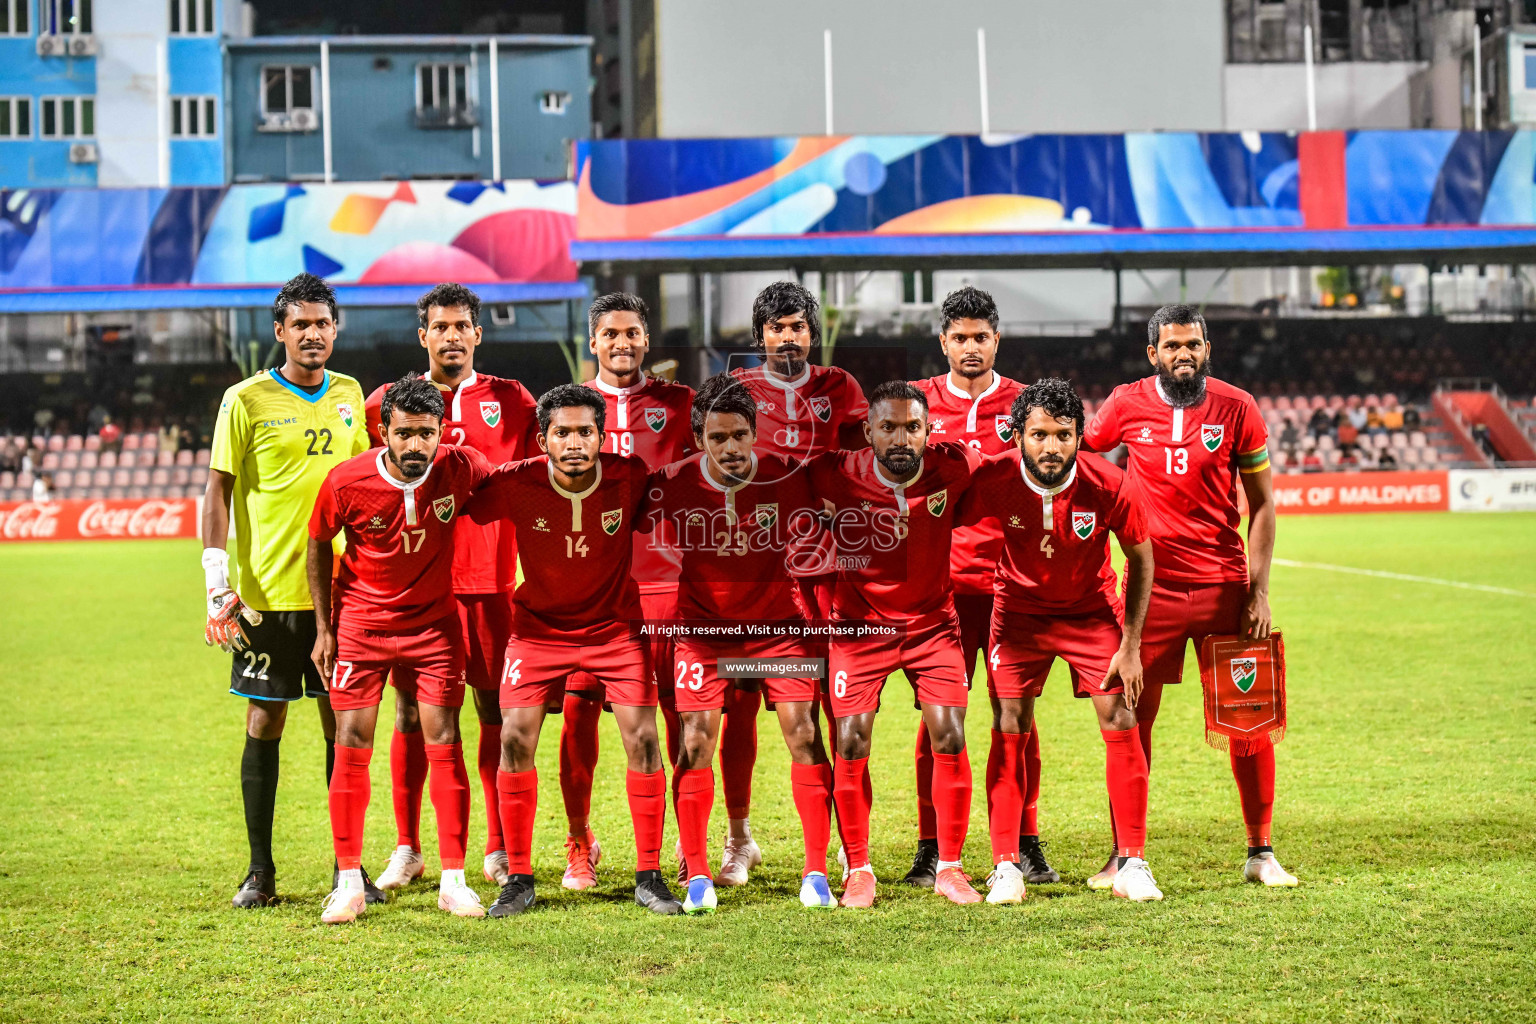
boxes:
[809,396,832,423]
[1072,510,1095,539]
[930,417,945,434]
[926,489,948,517]
[601,509,623,535]
[337,403,354,428]
[1231,657,1258,693]
[754,503,778,529]
[1201,423,1224,452]
[996,415,1014,442]
[432,495,455,523]
[481,402,501,427]
[645,407,667,432]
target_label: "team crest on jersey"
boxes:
[601,509,623,535]
[432,495,455,523]
[926,489,948,517]
[480,402,501,427]
[754,503,778,530]
[930,417,945,434]
[337,403,354,428]
[996,415,1014,442]
[645,407,667,432]
[809,396,832,422]
[1072,511,1095,539]
[1231,657,1258,693]
[1201,423,1224,452]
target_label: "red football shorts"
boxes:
[1141,578,1248,688]
[828,613,970,717]
[953,591,994,685]
[987,606,1125,699]
[566,588,675,707]
[672,638,819,712]
[328,614,466,712]
[456,592,513,691]
[502,634,655,709]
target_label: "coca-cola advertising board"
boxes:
[0,499,198,541]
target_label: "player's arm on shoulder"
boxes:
[1106,533,1154,707]
[1239,463,1275,640]
[364,387,385,447]
[463,458,525,523]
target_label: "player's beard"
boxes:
[953,357,990,380]
[1157,354,1210,408]
[1022,448,1075,488]
[766,345,807,378]
[876,444,921,479]
[389,448,431,479]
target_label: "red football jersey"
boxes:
[310,445,493,631]
[464,452,647,644]
[960,449,1147,618]
[731,364,869,475]
[916,372,1025,595]
[641,452,820,623]
[1083,375,1269,584]
[584,373,695,592]
[365,371,539,595]
[807,442,979,624]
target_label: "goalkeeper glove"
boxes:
[203,548,262,653]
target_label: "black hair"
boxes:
[868,379,928,416]
[751,281,822,349]
[1010,377,1084,435]
[272,272,338,326]
[417,282,481,330]
[537,383,606,435]
[938,285,1000,333]
[1146,303,1207,346]
[380,373,445,427]
[690,372,757,436]
[587,292,649,336]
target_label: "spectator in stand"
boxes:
[1337,448,1360,468]
[1278,418,1301,456]
[1302,450,1324,472]
[87,402,109,434]
[1471,423,1497,461]
[99,418,122,454]
[158,420,179,454]
[33,408,54,437]
[1308,405,1332,438]
[1346,396,1367,432]
[1337,418,1360,453]
[1381,398,1404,433]
[1402,405,1421,431]
[1365,405,1385,438]
[1377,449,1398,470]
[32,472,52,502]
[177,422,196,453]
[0,439,19,475]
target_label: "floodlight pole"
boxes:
[1303,22,1317,131]
[321,40,334,184]
[1473,29,1483,130]
[489,37,502,180]
[823,29,834,134]
[977,27,991,136]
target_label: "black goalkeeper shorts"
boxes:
[228,610,326,702]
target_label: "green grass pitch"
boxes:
[1,512,1533,1023]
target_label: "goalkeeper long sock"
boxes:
[241,735,280,873]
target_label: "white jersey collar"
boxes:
[591,371,647,397]
[1019,457,1076,498]
[699,451,758,493]
[441,370,478,421]
[760,363,811,392]
[374,449,435,492]
[944,370,1000,403]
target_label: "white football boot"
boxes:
[1244,851,1299,887]
[985,860,1027,905]
[482,850,510,887]
[716,836,762,887]
[376,845,425,890]
[1111,857,1164,901]
[437,870,487,918]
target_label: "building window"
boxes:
[39,95,93,138]
[1525,45,1536,90]
[0,0,29,35]
[168,0,213,34]
[416,62,475,127]
[41,0,91,35]
[259,65,317,130]
[170,95,216,138]
[0,96,30,138]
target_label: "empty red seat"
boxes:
[92,469,111,487]
[84,434,101,452]
[150,467,170,486]
[79,451,98,469]
[171,467,190,486]
[111,468,131,487]
[46,435,65,452]
[194,448,211,467]
[156,451,174,468]
[131,469,151,487]
[60,451,79,470]
[52,470,73,489]
[122,433,140,451]
[175,449,194,467]
[64,434,83,452]
[41,452,60,470]
[99,451,117,469]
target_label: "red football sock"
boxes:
[1021,725,1042,836]
[931,750,973,864]
[390,727,427,850]
[627,769,667,872]
[832,756,872,868]
[720,688,760,820]
[1230,742,1276,848]
[424,741,471,870]
[496,768,537,876]
[914,722,936,841]
[1102,728,1149,859]
[477,723,503,855]
[986,729,1027,865]
[672,767,714,880]
[329,744,372,871]
[1111,679,1163,848]
[558,693,602,834]
[790,761,833,876]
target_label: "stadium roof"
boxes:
[0,281,588,315]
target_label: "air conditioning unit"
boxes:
[488,304,516,326]
[258,111,291,131]
[36,34,95,57]
[288,108,317,131]
[68,143,98,164]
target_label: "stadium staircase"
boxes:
[1437,380,1536,465]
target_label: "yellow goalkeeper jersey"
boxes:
[210,369,369,611]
